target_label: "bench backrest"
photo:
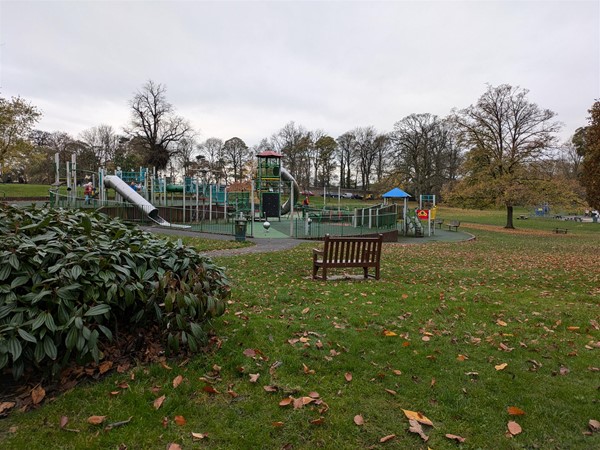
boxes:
[449,220,460,226]
[322,234,383,263]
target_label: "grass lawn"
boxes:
[1,208,599,449]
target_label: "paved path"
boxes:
[139,226,306,257]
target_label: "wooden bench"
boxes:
[554,227,568,234]
[312,234,383,280]
[446,220,460,231]
[434,218,444,229]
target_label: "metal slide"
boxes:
[280,167,300,215]
[104,175,190,228]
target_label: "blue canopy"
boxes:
[382,187,411,198]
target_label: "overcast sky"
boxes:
[1,0,598,147]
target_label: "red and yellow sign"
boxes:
[416,209,429,220]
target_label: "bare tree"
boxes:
[353,126,379,190]
[270,122,311,187]
[79,124,121,168]
[126,80,193,170]
[336,132,356,189]
[451,84,561,228]
[223,137,249,182]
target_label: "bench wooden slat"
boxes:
[313,234,383,280]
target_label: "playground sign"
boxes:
[416,209,429,220]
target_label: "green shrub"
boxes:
[0,204,230,378]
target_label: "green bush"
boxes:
[0,204,230,378]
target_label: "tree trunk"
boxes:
[505,205,515,229]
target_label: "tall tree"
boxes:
[270,122,312,187]
[79,124,121,169]
[337,132,356,189]
[451,84,561,228]
[314,135,338,187]
[353,126,378,191]
[126,80,193,170]
[391,114,462,199]
[0,95,41,176]
[223,137,249,182]
[581,101,600,209]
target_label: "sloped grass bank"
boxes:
[1,219,599,449]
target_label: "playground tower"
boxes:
[256,150,283,219]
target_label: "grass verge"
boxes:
[0,209,598,449]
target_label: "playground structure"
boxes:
[48,152,424,240]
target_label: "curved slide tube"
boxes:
[104,175,189,228]
[280,167,300,215]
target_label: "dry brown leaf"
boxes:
[302,396,315,405]
[243,348,257,357]
[191,432,208,440]
[457,354,468,361]
[153,395,166,410]
[496,319,508,327]
[392,369,402,375]
[263,385,278,393]
[559,365,570,376]
[227,389,238,398]
[507,406,525,416]
[31,385,45,405]
[272,421,285,427]
[507,420,522,435]
[408,419,429,441]
[87,415,106,425]
[167,444,182,450]
[310,417,325,425]
[202,385,220,394]
[98,360,113,375]
[161,362,172,370]
[379,434,396,443]
[445,433,466,443]
[345,372,353,382]
[402,409,433,426]
[279,397,293,407]
[354,415,364,426]
[385,389,397,396]
[174,415,186,426]
[172,375,183,388]
[293,397,304,409]
[249,373,260,383]
[60,415,69,429]
[301,307,310,314]
[567,326,580,331]
[589,419,600,432]
[0,402,16,414]
[495,363,508,371]
[302,363,315,374]
[383,330,397,337]
[308,391,320,398]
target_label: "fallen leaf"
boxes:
[153,395,166,410]
[457,354,468,361]
[392,369,402,375]
[445,433,466,443]
[383,330,397,337]
[293,397,304,409]
[302,363,315,374]
[310,417,325,425]
[308,391,320,398]
[430,377,436,388]
[191,432,208,440]
[567,326,580,331]
[243,348,257,357]
[379,434,396,443]
[301,307,310,314]
[272,421,285,427]
[160,362,172,370]
[354,415,364,426]
[279,397,293,407]
[174,415,186,426]
[507,420,522,435]
[402,341,411,347]
[422,336,430,342]
[227,389,238,398]
[385,389,397,395]
[402,409,433,426]
[497,319,508,327]
[495,363,508,371]
[60,415,69,429]
[31,385,45,405]
[0,402,16,414]
[87,415,106,425]
[589,419,600,432]
[249,373,260,383]
[263,385,278,393]
[162,417,169,428]
[202,385,220,394]
[98,360,113,375]
[167,444,182,450]
[345,372,353,382]
[408,419,429,441]
[172,375,183,388]
[559,365,570,376]
[507,406,525,416]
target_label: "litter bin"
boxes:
[235,214,247,242]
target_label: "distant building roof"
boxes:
[257,150,283,158]
[382,187,411,198]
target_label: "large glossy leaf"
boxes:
[85,304,111,317]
